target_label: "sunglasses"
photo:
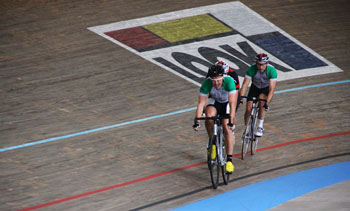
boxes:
[256,62,267,66]
[209,76,224,82]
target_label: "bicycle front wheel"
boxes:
[208,135,219,189]
[220,138,229,185]
[221,162,230,185]
[241,125,251,160]
[251,107,259,155]
[251,137,259,155]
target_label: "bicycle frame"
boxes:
[249,99,259,138]
[215,121,225,167]
[195,116,231,188]
[195,116,227,167]
[241,96,266,159]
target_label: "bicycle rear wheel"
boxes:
[208,135,219,189]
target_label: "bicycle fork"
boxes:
[242,105,255,143]
[250,102,259,139]
[217,127,225,167]
[207,122,218,165]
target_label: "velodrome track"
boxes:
[1,0,349,210]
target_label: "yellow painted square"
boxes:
[143,14,232,43]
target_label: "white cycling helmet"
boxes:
[215,60,229,73]
[255,53,269,63]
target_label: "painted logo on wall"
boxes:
[88,1,342,86]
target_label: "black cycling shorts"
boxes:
[207,92,241,116]
[207,101,229,117]
[248,84,269,99]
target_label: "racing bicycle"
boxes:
[194,116,231,189]
[241,96,267,160]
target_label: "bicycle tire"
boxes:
[241,135,249,159]
[241,118,252,160]
[208,135,219,189]
[251,137,259,155]
[251,106,259,155]
[221,163,230,185]
[219,133,229,185]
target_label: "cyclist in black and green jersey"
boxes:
[206,60,241,112]
[240,53,277,137]
[193,64,238,174]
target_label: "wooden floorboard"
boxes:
[1,0,349,210]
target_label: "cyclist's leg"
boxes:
[245,85,259,125]
[256,87,269,136]
[221,102,234,173]
[257,86,269,128]
[223,119,234,173]
[223,119,234,154]
[217,102,234,155]
[245,101,253,126]
[257,93,268,121]
[205,99,217,138]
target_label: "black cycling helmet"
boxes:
[208,64,224,78]
[255,53,269,63]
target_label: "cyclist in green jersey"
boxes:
[240,53,277,137]
[193,64,238,174]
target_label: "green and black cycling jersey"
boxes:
[200,76,236,103]
[246,64,277,89]
[206,67,240,90]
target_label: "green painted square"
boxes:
[143,14,232,43]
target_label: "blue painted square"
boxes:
[248,32,328,70]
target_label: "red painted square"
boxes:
[105,27,167,50]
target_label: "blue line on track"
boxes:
[1,80,349,152]
[171,161,350,211]
[275,80,350,94]
[0,107,196,152]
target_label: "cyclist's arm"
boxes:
[267,79,277,105]
[239,76,251,97]
[195,95,208,121]
[228,91,238,124]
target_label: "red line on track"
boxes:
[18,131,350,211]
[257,131,350,151]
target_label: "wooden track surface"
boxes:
[1,0,349,210]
